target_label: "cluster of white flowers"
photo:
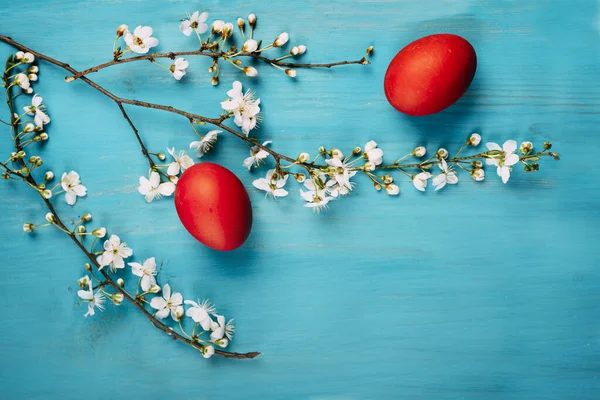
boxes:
[221,81,261,136]
[77,233,235,357]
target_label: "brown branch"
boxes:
[1,49,259,360]
[64,48,367,82]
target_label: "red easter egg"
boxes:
[384,34,477,116]
[174,163,252,251]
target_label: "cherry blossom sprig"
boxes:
[1,54,259,360]
[65,11,373,84]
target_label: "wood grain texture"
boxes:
[0,0,598,398]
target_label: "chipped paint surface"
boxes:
[0,0,599,398]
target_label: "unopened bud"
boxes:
[77,225,86,234]
[211,76,219,86]
[117,278,125,287]
[23,123,35,132]
[116,24,128,37]
[214,338,229,348]
[157,152,166,161]
[285,69,297,78]
[413,146,426,157]
[382,175,393,184]
[297,152,310,163]
[112,293,124,305]
[520,141,533,154]
[28,65,39,73]
[243,66,258,77]
[330,148,343,159]
[472,160,483,169]
[85,263,92,272]
[373,182,382,191]
[149,285,161,294]
[2,173,9,180]
[23,223,34,232]
[44,171,54,181]
[352,146,362,155]
[468,133,481,146]
[20,166,30,175]
[436,148,448,159]
[41,189,52,199]
[212,20,225,34]
[92,227,107,238]
[543,142,552,150]
[273,32,289,47]
[242,39,258,53]
[45,213,55,223]
[237,17,245,30]
[366,45,374,55]
[39,132,48,140]
[24,87,33,94]
[297,45,306,55]
[28,73,38,82]
[318,146,326,154]
[295,173,306,183]
[82,213,92,222]
[248,13,256,28]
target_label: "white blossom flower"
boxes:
[124,26,159,54]
[210,314,235,341]
[150,284,183,321]
[412,171,431,191]
[60,171,87,206]
[432,159,458,191]
[128,257,157,291]
[77,281,105,318]
[138,171,175,202]
[189,130,220,158]
[485,140,520,184]
[470,168,485,181]
[243,140,271,170]
[97,234,133,272]
[273,32,289,47]
[242,39,258,52]
[469,133,481,146]
[180,11,209,36]
[170,58,189,80]
[220,81,261,136]
[300,178,334,211]
[253,169,289,198]
[23,94,50,128]
[184,299,216,330]
[520,141,533,154]
[364,141,383,169]
[167,147,194,176]
[325,157,356,193]
[14,73,30,89]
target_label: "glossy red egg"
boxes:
[174,163,252,251]
[384,34,477,116]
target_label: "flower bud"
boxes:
[330,148,343,160]
[20,166,30,175]
[295,173,306,183]
[22,52,34,63]
[149,285,161,294]
[248,13,257,29]
[44,171,54,181]
[77,275,90,289]
[285,69,297,78]
[116,24,128,37]
[470,168,485,181]
[17,151,25,159]
[2,173,9,180]
[169,175,179,184]
[413,146,426,157]
[45,212,55,223]
[243,66,258,77]
[273,32,289,47]
[373,181,382,191]
[211,76,219,86]
[92,227,107,238]
[237,17,245,30]
[291,46,300,55]
[157,152,166,161]
[384,183,400,195]
[520,141,533,154]
[297,152,310,163]
[23,123,35,133]
[232,59,242,66]
[175,307,185,321]
[24,87,33,94]
[77,225,86,234]
[207,66,215,73]
[23,223,34,232]
[242,39,258,53]
[28,74,38,82]
[82,213,92,222]
[472,160,483,169]
[468,133,481,146]
[436,148,448,159]
[222,23,234,38]
[40,132,48,140]
[28,65,39,73]
[297,45,307,55]
[550,152,560,161]
[15,51,24,60]
[382,175,393,184]
[543,141,552,150]
[112,293,124,305]
[85,263,92,272]
[318,146,326,154]
[117,278,125,287]
[351,146,361,156]
[212,20,225,34]
[214,338,229,348]
[366,45,374,55]
[202,345,215,359]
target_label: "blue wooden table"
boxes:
[1,0,598,398]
